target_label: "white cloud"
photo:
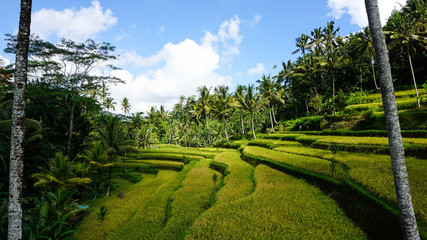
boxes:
[327,0,405,27]
[251,15,262,28]
[107,16,243,114]
[31,0,117,42]
[247,63,265,75]
[0,56,11,67]
[158,26,165,34]
[202,15,243,62]
[109,39,232,114]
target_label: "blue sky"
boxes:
[0,0,404,114]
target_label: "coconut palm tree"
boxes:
[9,0,32,238]
[195,86,214,145]
[233,85,247,135]
[385,13,426,108]
[256,74,284,132]
[235,84,266,139]
[78,141,111,200]
[365,0,420,238]
[121,97,131,115]
[292,34,310,59]
[103,97,116,111]
[92,113,127,196]
[213,85,233,144]
[354,27,379,90]
[32,152,92,189]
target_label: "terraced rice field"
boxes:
[75,136,426,239]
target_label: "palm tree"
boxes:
[78,141,111,200]
[292,34,310,62]
[354,27,379,90]
[93,113,127,196]
[103,97,116,111]
[32,152,92,189]
[138,120,158,149]
[274,60,294,86]
[9,0,32,238]
[256,74,284,133]
[195,86,214,145]
[121,97,131,115]
[129,112,144,149]
[233,85,247,135]
[365,0,420,238]
[385,13,426,108]
[214,85,233,144]
[235,84,266,139]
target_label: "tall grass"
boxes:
[187,165,366,239]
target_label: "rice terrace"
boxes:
[1,0,426,239]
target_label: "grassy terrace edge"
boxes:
[240,148,427,240]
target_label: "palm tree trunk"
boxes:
[67,100,75,151]
[407,47,420,108]
[360,65,363,91]
[8,1,32,239]
[206,116,211,145]
[194,123,198,148]
[94,168,101,200]
[365,1,420,239]
[240,110,245,134]
[268,104,274,133]
[106,164,112,196]
[222,118,229,144]
[250,112,256,140]
[271,106,278,125]
[332,72,336,99]
[371,56,379,90]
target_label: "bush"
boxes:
[290,116,323,131]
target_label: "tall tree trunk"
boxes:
[406,47,420,108]
[268,104,275,133]
[67,100,75,151]
[206,116,211,145]
[271,106,278,125]
[194,123,198,148]
[365,1,420,239]
[250,112,256,140]
[371,56,379,90]
[332,71,336,99]
[94,169,101,200]
[360,65,363,91]
[106,164,112,196]
[8,1,32,239]
[222,118,229,144]
[240,110,245,135]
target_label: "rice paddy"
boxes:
[75,132,426,239]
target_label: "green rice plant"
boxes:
[106,163,196,240]
[75,170,178,240]
[275,145,427,223]
[212,151,254,204]
[186,165,366,239]
[329,143,341,177]
[126,160,184,168]
[155,159,222,239]
[344,99,419,114]
[295,134,427,146]
[243,146,344,179]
